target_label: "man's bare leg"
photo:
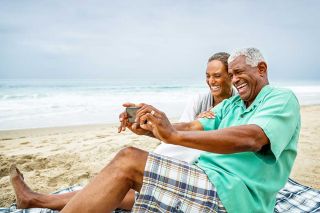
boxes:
[10,165,77,210]
[61,147,148,213]
[10,163,137,210]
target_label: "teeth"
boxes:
[211,86,220,91]
[237,83,247,89]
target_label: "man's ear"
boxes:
[257,62,267,77]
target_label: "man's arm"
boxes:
[172,121,203,131]
[168,124,269,154]
[118,104,203,136]
[125,120,203,138]
[137,105,269,154]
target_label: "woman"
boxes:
[154,52,236,163]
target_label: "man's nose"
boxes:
[231,75,239,84]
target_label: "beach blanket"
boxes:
[274,179,320,213]
[0,185,82,213]
[1,178,319,213]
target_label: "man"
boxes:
[10,52,235,211]
[154,52,237,163]
[11,48,300,212]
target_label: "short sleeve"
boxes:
[248,91,300,160]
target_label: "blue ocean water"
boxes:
[1,79,320,130]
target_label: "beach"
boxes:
[0,105,320,207]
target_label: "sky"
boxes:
[0,0,320,82]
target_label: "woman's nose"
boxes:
[209,76,216,84]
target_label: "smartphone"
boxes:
[126,107,141,123]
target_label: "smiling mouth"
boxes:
[210,85,221,92]
[236,83,247,93]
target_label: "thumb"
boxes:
[122,102,136,107]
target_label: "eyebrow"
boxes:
[231,67,243,72]
[228,67,241,74]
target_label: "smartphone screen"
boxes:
[126,107,141,123]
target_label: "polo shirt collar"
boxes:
[236,85,272,112]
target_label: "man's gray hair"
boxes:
[228,48,265,67]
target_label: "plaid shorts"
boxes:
[131,152,226,213]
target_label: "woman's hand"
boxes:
[196,107,215,119]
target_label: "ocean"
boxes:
[1,79,320,130]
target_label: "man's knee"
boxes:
[115,146,148,163]
[110,147,148,190]
[109,147,148,175]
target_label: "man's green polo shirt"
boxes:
[195,85,301,213]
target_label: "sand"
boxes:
[0,105,319,207]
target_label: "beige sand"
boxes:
[0,105,319,207]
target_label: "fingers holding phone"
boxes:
[118,103,151,136]
[135,104,176,142]
[117,103,134,133]
[118,111,129,133]
[118,103,141,133]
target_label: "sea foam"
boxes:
[1,79,319,130]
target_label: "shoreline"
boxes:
[0,105,319,207]
[2,103,320,132]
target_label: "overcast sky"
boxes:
[0,0,319,81]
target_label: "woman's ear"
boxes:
[257,61,267,77]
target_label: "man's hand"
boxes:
[196,107,215,119]
[118,110,129,133]
[136,104,177,142]
[118,103,154,136]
